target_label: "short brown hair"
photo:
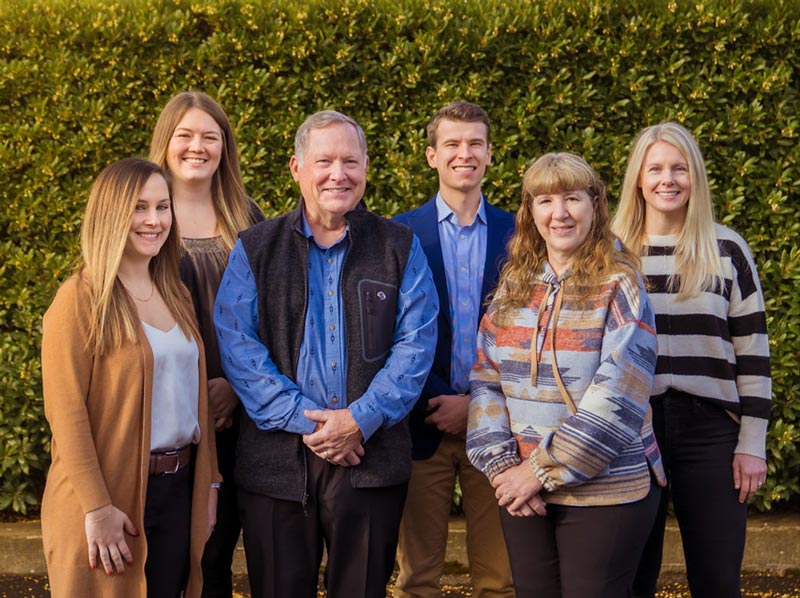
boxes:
[426,101,491,147]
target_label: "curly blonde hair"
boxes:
[494,152,640,315]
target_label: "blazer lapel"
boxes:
[480,203,510,320]
[411,199,452,334]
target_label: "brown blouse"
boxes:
[180,237,228,380]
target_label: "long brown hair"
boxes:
[149,91,255,250]
[494,152,640,316]
[80,158,195,354]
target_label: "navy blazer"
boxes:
[394,197,515,459]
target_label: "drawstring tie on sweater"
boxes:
[529,283,577,415]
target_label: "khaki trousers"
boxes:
[395,433,514,598]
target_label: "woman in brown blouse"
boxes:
[149,91,263,597]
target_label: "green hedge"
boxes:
[1,0,798,514]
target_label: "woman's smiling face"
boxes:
[532,189,595,275]
[639,141,692,224]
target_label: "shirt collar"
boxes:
[298,211,349,249]
[435,192,487,226]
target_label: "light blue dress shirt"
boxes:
[214,213,438,442]
[436,193,487,393]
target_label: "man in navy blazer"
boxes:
[393,102,515,598]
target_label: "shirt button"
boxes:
[460,266,466,272]
[328,290,334,296]
[329,325,335,331]
[331,361,337,367]
[328,258,334,264]
[331,396,338,404]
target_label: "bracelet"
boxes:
[210,482,222,490]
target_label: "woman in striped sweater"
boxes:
[467,153,666,598]
[612,122,771,598]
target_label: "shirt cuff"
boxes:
[348,400,383,442]
[291,397,323,435]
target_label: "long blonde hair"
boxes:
[149,91,255,250]
[80,158,196,355]
[612,122,723,298]
[494,152,640,315]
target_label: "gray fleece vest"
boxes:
[234,202,414,501]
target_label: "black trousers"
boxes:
[238,448,408,598]
[201,426,241,597]
[633,392,747,598]
[144,463,193,598]
[501,481,661,598]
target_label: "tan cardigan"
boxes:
[40,273,220,597]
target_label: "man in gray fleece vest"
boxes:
[214,110,438,598]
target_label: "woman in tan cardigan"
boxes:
[41,158,221,597]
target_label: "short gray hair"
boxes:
[294,110,368,166]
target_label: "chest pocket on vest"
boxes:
[358,279,398,362]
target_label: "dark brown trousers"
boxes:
[238,448,407,598]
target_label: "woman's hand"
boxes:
[492,461,547,517]
[206,486,219,542]
[84,504,138,575]
[208,378,239,431]
[733,453,767,504]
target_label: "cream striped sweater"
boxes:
[643,224,771,458]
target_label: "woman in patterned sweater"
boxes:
[467,153,666,598]
[612,122,771,598]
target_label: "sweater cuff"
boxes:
[74,470,113,514]
[529,451,558,492]
[486,454,522,483]
[735,415,768,459]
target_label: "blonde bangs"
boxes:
[522,153,598,198]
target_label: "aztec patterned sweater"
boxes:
[643,224,771,459]
[466,264,666,506]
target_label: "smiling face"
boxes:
[289,122,367,229]
[166,107,223,185]
[426,118,491,198]
[532,189,595,275]
[123,173,172,263]
[639,141,692,230]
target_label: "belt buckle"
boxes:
[162,448,181,475]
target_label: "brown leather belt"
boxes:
[149,445,192,476]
